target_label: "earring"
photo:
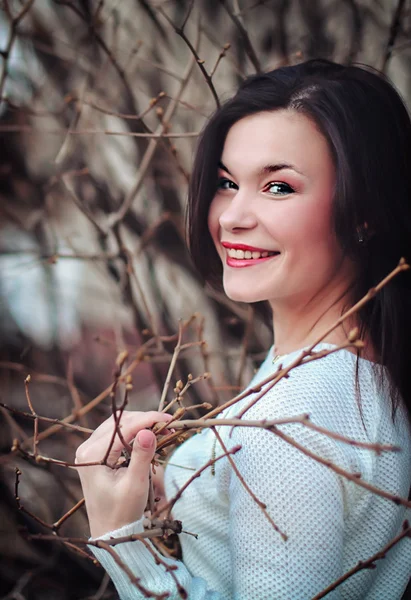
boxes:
[357,224,369,245]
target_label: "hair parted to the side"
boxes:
[187,58,411,422]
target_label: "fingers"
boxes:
[127,429,157,483]
[75,410,173,465]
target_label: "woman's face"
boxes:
[207,109,355,309]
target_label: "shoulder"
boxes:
[237,346,379,438]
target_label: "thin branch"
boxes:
[156,341,362,452]
[164,414,400,454]
[24,375,38,457]
[0,124,200,138]
[66,356,87,428]
[138,537,187,599]
[60,173,107,237]
[209,42,231,79]
[79,91,166,121]
[219,0,261,73]
[53,0,148,128]
[236,259,409,419]
[0,402,92,434]
[152,444,242,520]
[0,0,35,100]
[270,425,411,510]
[381,0,407,71]
[158,321,184,411]
[156,7,220,108]
[15,468,53,530]
[52,498,86,531]
[212,428,287,540]
[106,49,198,230]
[313,520,411,599]
[88,540,167,599]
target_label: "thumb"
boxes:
[128,429,157,480]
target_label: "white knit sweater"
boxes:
[90,343,411,599]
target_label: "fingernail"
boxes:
[137,430,154,449]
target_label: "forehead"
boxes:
[221,109,333,176]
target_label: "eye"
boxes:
[217,177,238,191]
[264,181,295,196]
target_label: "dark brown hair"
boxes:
[188,59,411,420]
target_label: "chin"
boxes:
[223,286,267,304]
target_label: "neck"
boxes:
[270,283,357,357]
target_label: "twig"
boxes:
[156,342,361,452]
[60,173,106,237]
[89,540,167,599]
[0,0,35,101]
[219,0,261,73]
[138,537,187,599]
[0,402,93,434]
[160,414,399,454]
[212,428,287,540]
[270,425,411,510]
[66,356,87,428]
[0,124,200,137]
[54,0,147,128]
[313,520,411,599]
[79,91,166,121]
[236,259,409,418]
[381,0,407,71]
[156,6,220,108]
[15,468,52,530]
[115,226,158,338]
[209,43,231,79]
[107,45,198,230]
[24,376,38,457]
[102,352,133,464]
[18,336,161,450]
[152,444,242,520]
[52,498,86,531]
[158,321,184,411]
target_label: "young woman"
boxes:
[75,59,411,599]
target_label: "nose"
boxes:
[218,191,258,233]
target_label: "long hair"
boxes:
[187,59,411,421]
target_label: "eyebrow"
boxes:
[218,161,306,177]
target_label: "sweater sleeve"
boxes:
[88,519,221,599]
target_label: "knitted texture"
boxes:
[90,344,411,599]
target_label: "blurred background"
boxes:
[0,0,410,598]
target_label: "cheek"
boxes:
[207,198,222,247]
[271,198,336,256]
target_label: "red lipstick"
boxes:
[222,242,275,252]
[222,242,280,268]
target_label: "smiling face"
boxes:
[207,109,356,311]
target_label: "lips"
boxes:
[222,242,280,268]
[222,242,278,253]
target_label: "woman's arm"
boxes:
[89,519,222,599]
[85,417,348,599]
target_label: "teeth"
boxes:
[227,248,277,260]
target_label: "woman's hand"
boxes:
[75,410,173,538]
